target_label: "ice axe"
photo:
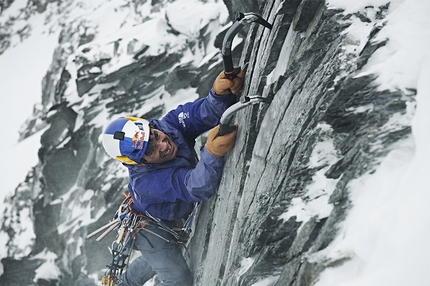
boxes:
[219,12,272,135]
[222,12,272,79]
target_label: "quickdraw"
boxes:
[86,193,198,285]
[92,194,148,285]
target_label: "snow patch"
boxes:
[251,275,280,286]
[280,127,340,225]
[165,0,228,37]
[237,257,255,279]
[32,249,61,282]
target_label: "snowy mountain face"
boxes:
[187,1,417,285]
[1,0,429,285]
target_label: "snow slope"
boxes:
[301,0,430,285]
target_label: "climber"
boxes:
[101,69,245,286]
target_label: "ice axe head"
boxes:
[222,12,272,78]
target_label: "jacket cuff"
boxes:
[209,89,237,105]
[201,146,225,161]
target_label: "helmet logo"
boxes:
[132,131,146,149]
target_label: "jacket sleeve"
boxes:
[182,147,225,201]
[162,89,236,140]
[131,147,224,204]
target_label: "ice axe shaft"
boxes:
[222,12,272,78]
[86,218,121,240]
[96,221,120,242]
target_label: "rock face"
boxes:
[0,0,415,285]
[187,1,413,285]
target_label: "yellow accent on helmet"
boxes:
[124,115,144,122]
[115,155,138,165]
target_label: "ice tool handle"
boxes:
[222,12,272,79]
[219,96,267,136]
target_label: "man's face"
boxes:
[141,128,178,164]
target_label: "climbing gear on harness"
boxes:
[93,194,149,285]
[86,193,198,285]
[102,116,151,165]
[222,12,272,79]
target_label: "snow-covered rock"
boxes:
[1,0,429,285]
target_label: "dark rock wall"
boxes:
[188,0,414,285]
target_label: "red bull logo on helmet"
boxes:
[102,116,150,164]
[132,131,146,149]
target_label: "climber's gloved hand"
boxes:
[229,68,245,94]
[205,125,238,157]
[212,68,245,95]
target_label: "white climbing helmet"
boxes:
[102,116,151,164]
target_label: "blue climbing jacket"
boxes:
[125,89,236,220]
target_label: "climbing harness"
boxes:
[86,193,198,285]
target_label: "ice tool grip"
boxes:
[223,66,242,80]
[222,12,272,78]
[219,123,237,136]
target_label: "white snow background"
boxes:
[0,0,429,285]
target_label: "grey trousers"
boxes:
[117,225,193,286]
